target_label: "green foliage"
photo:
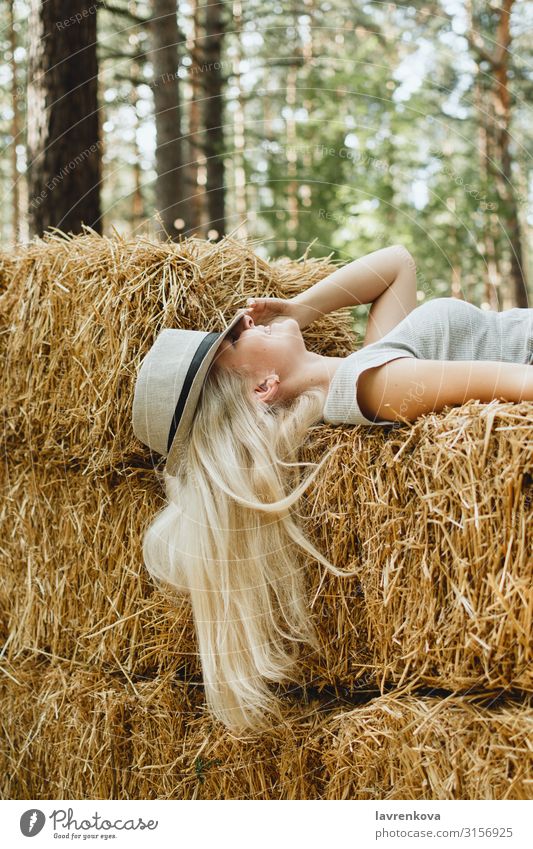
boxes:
[1,0,531,304]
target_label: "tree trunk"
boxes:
[491,0,527,306]
[185,0,205,235]
[285,63,298,255]
[9,0,21,243]
[473,71,501,309]
[203,0,226,239]
[230,0,247,238]
[467,0,528,307]
[130,63,145,234]
[149,0,187,240]
[27,0,102,237]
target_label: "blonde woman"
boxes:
[132,245,533,733]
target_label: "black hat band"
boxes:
[167,331,221,453]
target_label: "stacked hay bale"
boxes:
[2,664,531,799]
[299,411,533,693]
[1,230,532,799]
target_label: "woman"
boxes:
[132,245,533,734]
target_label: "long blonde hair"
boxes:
[142,360,357,734]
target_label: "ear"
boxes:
[253,373,280,403]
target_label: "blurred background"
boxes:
[0,0,532,310]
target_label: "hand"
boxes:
[243,296,318,330]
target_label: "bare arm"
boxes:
[357,357,533,423]
[362,250,417,346]
[290,244,416,329]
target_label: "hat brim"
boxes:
[165,307,248,475]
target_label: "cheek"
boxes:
[213,347,233,369]
[221,339,258,369]
[243,337,270,360]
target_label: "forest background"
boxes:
[1,0,531,328]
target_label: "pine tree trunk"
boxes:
[203,0,226,239]
[285,63,298,254]
[27,0,102,237]
[230,0,247,239]
[467,0,527,307]
[185,0,205,234]
[149,0,187,240]
[130,64,144,233]
[491,0,527,306]
[473,72,501,309]
[9,0,21,243]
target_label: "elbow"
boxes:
[391,244,416,271]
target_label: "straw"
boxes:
[2,229,531,800]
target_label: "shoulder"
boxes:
[324,348,418,426]
[357,354,418,421]
[406,297,458,319]
[406,297,469,315]
[414,297,482,317]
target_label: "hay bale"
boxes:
[0,230,356,471]
[0,662,203,799]
[1,462,201,678]
[1,230,531,694]
[0,460,371,689]
[0,661,328,800]
[2,662,531,799]
[310,691,533,800]
[301,406,533,693]
[3,397,530,700]
[2,231,532,800]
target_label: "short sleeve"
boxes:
[322,348,416,426]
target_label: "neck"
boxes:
[279,351,346,403]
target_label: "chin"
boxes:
[273,317,301,333]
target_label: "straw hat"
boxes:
[132,308,245,476]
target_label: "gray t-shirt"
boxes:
[323,297,533,426]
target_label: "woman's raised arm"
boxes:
[291,244,416,327]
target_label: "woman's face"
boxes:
[213,313,306,380]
